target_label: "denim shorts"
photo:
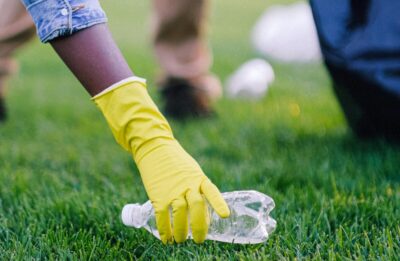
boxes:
[21,0,108,43]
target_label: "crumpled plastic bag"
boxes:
[226,59,275,100]
[252,1,321,63]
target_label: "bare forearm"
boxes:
[50,24,133,96]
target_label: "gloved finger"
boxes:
[171,196,189,243]
[201,179,230,218]
[155,206,173,244]
[186,190,209,244]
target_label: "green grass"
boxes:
[1,0,399,260]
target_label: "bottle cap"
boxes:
[121,204,142,228]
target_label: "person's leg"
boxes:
[327,64,400,140]
[0,0,35,121]
[310,0,400,141]
[151,0,221,118]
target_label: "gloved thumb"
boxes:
[201,179,230,218]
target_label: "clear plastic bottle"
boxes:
[121,190,277,244]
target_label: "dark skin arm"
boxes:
[50,24,133,97]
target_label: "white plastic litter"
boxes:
[122,190,277,244]
[252,1,322,63]
[226,59,275,100]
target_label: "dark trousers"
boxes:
[310,0,400,140]
[328,64,400,139]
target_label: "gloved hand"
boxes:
[93,77,230,244]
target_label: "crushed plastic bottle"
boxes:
[121,190,277,244]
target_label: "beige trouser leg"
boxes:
[151,0,221,99]
[0,0,35,96]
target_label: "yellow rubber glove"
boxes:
[93,77,230,244]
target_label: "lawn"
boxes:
[1,0,399,260]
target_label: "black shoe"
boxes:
[0,96,6,122]
[161,77,215,120]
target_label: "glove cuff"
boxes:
[91,76,147,100]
